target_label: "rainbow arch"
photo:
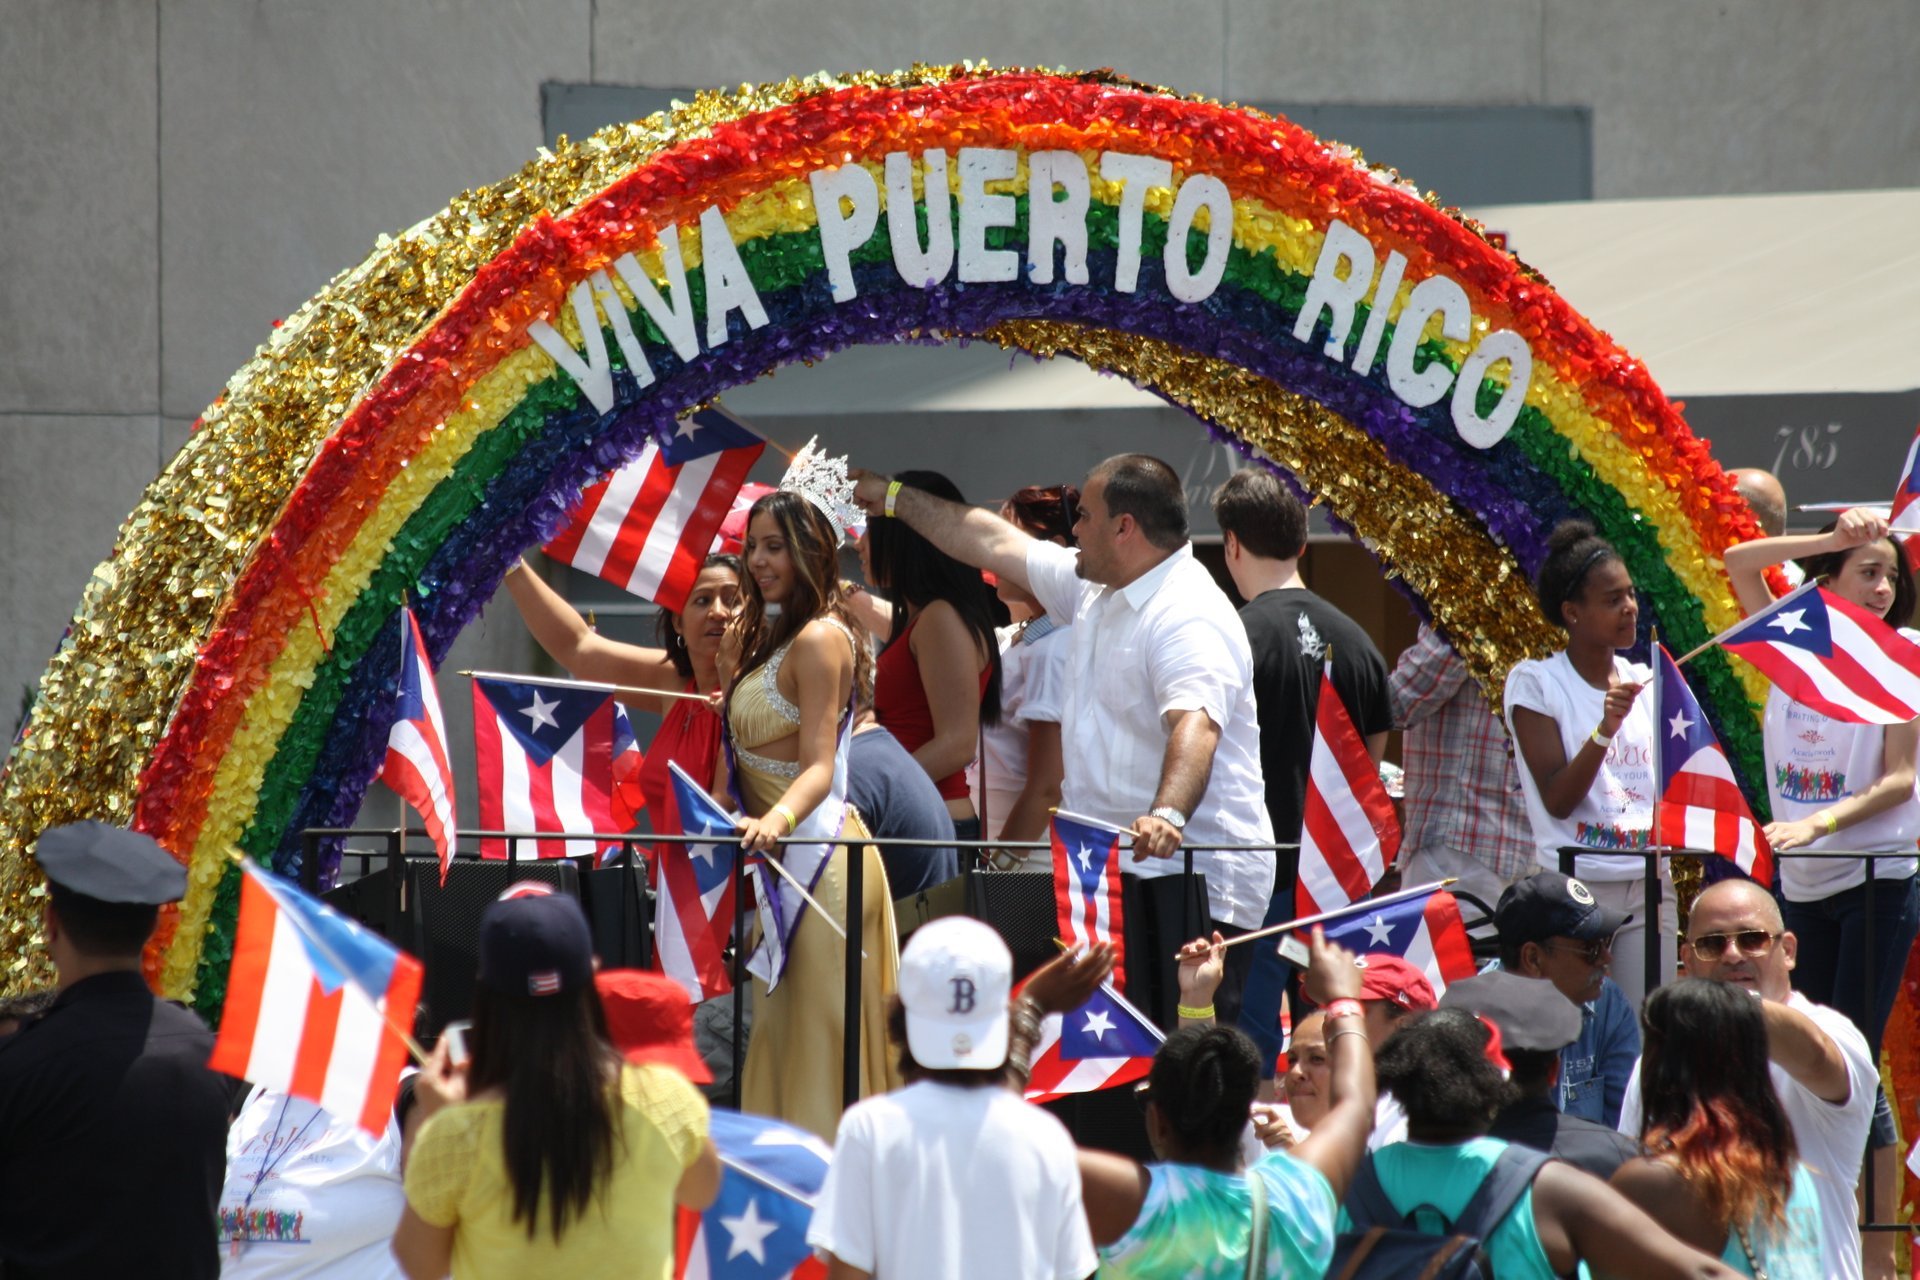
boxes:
[0,65,1767,1011]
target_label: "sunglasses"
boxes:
[1539,933,1616,966]
[1688,930,1780,960]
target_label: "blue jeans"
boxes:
[1781,872,1920,1056]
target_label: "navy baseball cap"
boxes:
[1494,871,1631,946]
[476,883,594,998]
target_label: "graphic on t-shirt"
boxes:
[1295,613,1325,661]
[1795,726,1827,748]
[1574,820,1650,850]
[1775,761,1847,802]
[217,1207,308,1245]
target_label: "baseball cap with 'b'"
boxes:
[899,917,1013,1071]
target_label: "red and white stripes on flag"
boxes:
[1050,813,1128,992]
[1720,581,1920,725]
[380,608,457,882]
[545,408,765,613]
[472,677,621,859]
[1296,666,1402,917]
[210,861,423,1136]
[1653,644,1774,884]
[1890,425,1920,535]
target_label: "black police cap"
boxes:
[35,821,187,906]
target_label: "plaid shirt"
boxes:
[1390,625,1534,881]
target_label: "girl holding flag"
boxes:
[1722,506,1920,1057]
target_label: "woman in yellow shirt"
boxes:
[392,885,721,1279]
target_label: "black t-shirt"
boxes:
[1238,589,1391,889]
[0,971,232,1279]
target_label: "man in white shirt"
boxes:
[807,917,1096,1280]
[851,457,1275,1015]
[1616,878,1877,1280]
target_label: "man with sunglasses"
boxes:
[1617,877,1877,1280]
[1493,871,1640,1128]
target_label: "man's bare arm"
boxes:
[1762,996,1851,1104]
[851,469,1037,593]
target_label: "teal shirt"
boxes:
[1097,1151,1337,1280]
[1337,1138,1557,1280]
[1721,1164,1827,1278]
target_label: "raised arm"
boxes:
[1288,927,1376,1199]
[1510,682,1642,821]
[501,557,683,694]
[1722,507,1888,616]
[1759,994,1852,1104]
[851,469,1037,594]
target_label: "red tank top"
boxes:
[873,613,988,801]
[632,681,726,870]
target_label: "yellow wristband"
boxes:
[884,479,903,518]
[1589,725,1613,748]
[1821,809,1840,836]
[1176,1003,1216,1020]
[771,803,797,834]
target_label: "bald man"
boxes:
[1730,467,1788,539]
[1617,879,1876,1280]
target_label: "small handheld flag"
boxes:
[1654,645,1773,883]
[1297,666,1401,916]
[1290,886,1477,1001]
[210,861,424,1136]
[1023,980,1165,1105]
[1050,813,1128,992]
[657,762,740,1004]
[1719,582,1920,725]
[380,607,457,882]
[1890,425,1920,535]
[675,1109,831,1280]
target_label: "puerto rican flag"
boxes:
[1890,425,1920,535]
[1304,887,1477,1000]
[656,762,739,1004]
[1296,667,1402,916]
[1654,645,1773,883]
[546,407,765,613]
[712,482,777,556]
[209,861,424,1137]
[1023,980,1164,1105]
[1051,813,1127,992]
[472,677,621,859]
[379,607,457,882]
[1720,580,1920,725]
[676,1109,830,1280]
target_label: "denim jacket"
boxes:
[1558,977,1639,1128]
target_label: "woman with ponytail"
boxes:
[1504,519,1672,1004]
[1612,979,1826,1277]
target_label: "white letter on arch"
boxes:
[611,225,701,366]
[1163,173,1233,304]
[1292,220,1376,359]
[1451,330,1533,448]
[1026,151,1090,286]
[886,150,954,288]
[528,278,615,415]
[1385,274,1471,408]
[957,147,1020,282]
[1100,152,1174,293]
[810,164,881,303]
[699,205,770,349]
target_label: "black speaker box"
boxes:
[404,859,581,1036]
[578,861,651,970]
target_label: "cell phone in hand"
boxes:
[442,1019,471,1067]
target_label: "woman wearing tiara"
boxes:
[723,442,902,1138]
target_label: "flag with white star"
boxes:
[675,1109,831,1280]
[1296,665,1402,917]
[1312,886,1477,1003]
[1891,424,1920,535]
[1653,644,1773,883]
[1719,579,1920,725]
[472,676,623,858]
[546,406,766,613]
[1022,980,1164,1105]
[1050,813,1128,991]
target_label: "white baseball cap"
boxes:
[899,917,1013,1070]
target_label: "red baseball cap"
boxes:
[1356,954,1437,1012]
[595,970,713,1084]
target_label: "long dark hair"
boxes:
[657,553,743,680]
[1638,979,1797,1235]
[731,489,871,700]
[1375,1008,1512,1135]
[1005,483,1079,546]
[865,470,1002,725]
[1146,1025,1263,1164]
[1796,525,1916,630]
[1535,520,1626,630]
[467,984,623,1241]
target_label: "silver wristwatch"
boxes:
[1149,805,1188,830]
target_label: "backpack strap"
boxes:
[1451,1144,1552,1244]
[1243,1167,1269,1280]
[1340,1154,1406,1231]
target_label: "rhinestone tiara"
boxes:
[778,436,861,545]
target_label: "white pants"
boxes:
[1582,872,1677,1008]
[1398,845,1525,940]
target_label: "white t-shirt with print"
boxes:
[1618,991,1876,1280]
[976,619,1072,840]
[217,1086,406,1280]
[1764,685,1920,898]
[808,1080,1096,1280]
[1504,651,1657,881]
